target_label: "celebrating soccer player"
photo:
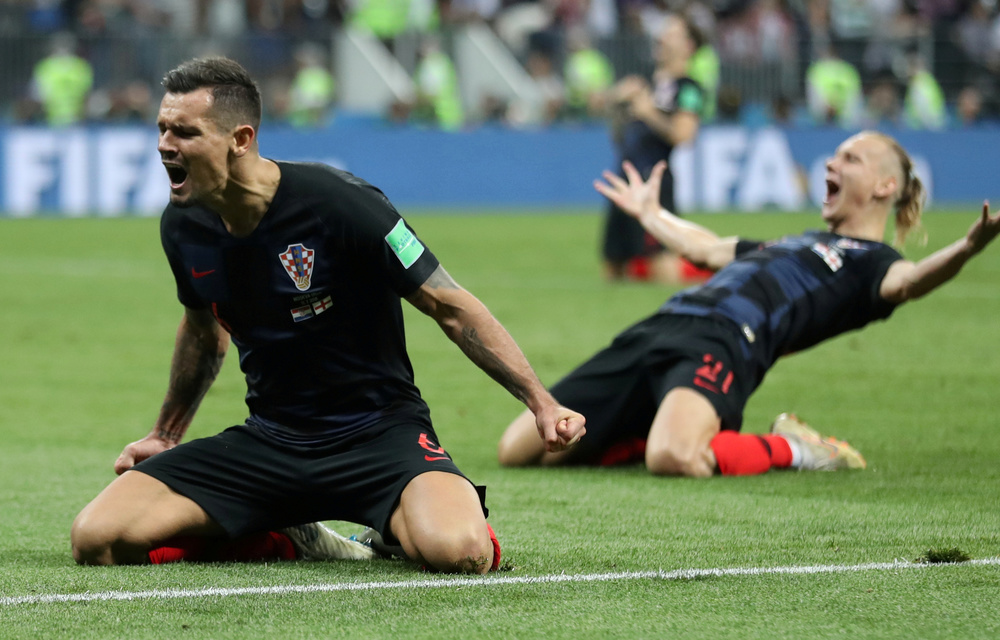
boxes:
[71,57,585,573]
[499,131,999,477]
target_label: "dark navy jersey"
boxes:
[617,75,703,176]
[660,230,903,383]
[160,161,439,442]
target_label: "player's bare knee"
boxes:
[71,511,151,566]
[645,445,708,478]
[497,417,543,467]
[421,527,493,574]
[497,440,541,467]
[496,438,525,467]
[70,514,116,565]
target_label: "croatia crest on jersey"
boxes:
[279,243,315,291]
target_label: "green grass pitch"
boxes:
[0,208,998,639]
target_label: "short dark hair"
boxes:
[162,57,261,130]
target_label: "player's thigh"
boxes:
[389,471,490,562]
[72,470,221,553]
[543,337,656,465]
[647,387,722,459]
[498,408,574,467]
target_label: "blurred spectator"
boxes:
[863,71,902,127]
[411,34,465,130]
[110,79,155,123]
[805,41,863,127]
[29,32,93,126]
[350,0,413,49]
[563,25,615,120]
[287,42,336,128]
[261,74,293,123]
[770,93,793,124]
[523,38,566,124]
[407,0,440,32]
[952,0,1000,83]
[956,84,987,126]
[817,0,872,72]
[717,0,796,65]
[585,0,618,38]
[903,49,946,129]
[494,1,553,59]
[717,84,743,122]
[441,0,501,25]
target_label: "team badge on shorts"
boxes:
[279,243,315,291]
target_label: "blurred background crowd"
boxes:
[2,0,999,130]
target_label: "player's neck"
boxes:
[828,207,889,243]
[213,158,281,238]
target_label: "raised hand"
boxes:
[967,201,1000,256]
[593,160,666,222]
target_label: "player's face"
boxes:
[654,17,692,68]
[821,134,890,225]
[157,88,234,208]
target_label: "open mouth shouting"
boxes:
[164,162,189,190]
[824,178,841,205]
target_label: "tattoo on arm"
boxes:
[460,326,530,405]
[155,326,226,443]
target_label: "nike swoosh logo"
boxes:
[191,267,216,279]
[424,455,450,462]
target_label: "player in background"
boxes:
[500,131,1000,477]
[602,12,709,284]
[71,57,585,573]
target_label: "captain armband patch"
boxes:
[385,219,426,269]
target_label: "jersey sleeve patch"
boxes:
[677,83,704,113]
[385,219,425,269]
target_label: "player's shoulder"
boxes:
[277,161,393,212]
[159,202,206,238]
[674,76,704,113]
[275,161,380,196]
[274,161,399,232]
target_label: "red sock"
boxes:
[148,532,296,564]
[148,536,207,564]
[211,531,297,562]
[487,523,501,572]
[598,437,647,466]
[761,434,793,468]
[710,431,793,476]
[626,256,651,280]
[680,258,714,282]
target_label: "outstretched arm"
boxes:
[406,266,586,452]
[114,306,230,474]
[880,202,1000,304]
[594,160,738,271]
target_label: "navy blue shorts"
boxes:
[133,419,485,543]
[549,313,755,465]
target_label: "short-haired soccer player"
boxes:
[71,57,585,573]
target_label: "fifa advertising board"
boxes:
[0,123,992,216]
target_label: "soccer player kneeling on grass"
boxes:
[499,131,1000,477]
[71,56,584,573]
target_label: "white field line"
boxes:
[3,557,999,607]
